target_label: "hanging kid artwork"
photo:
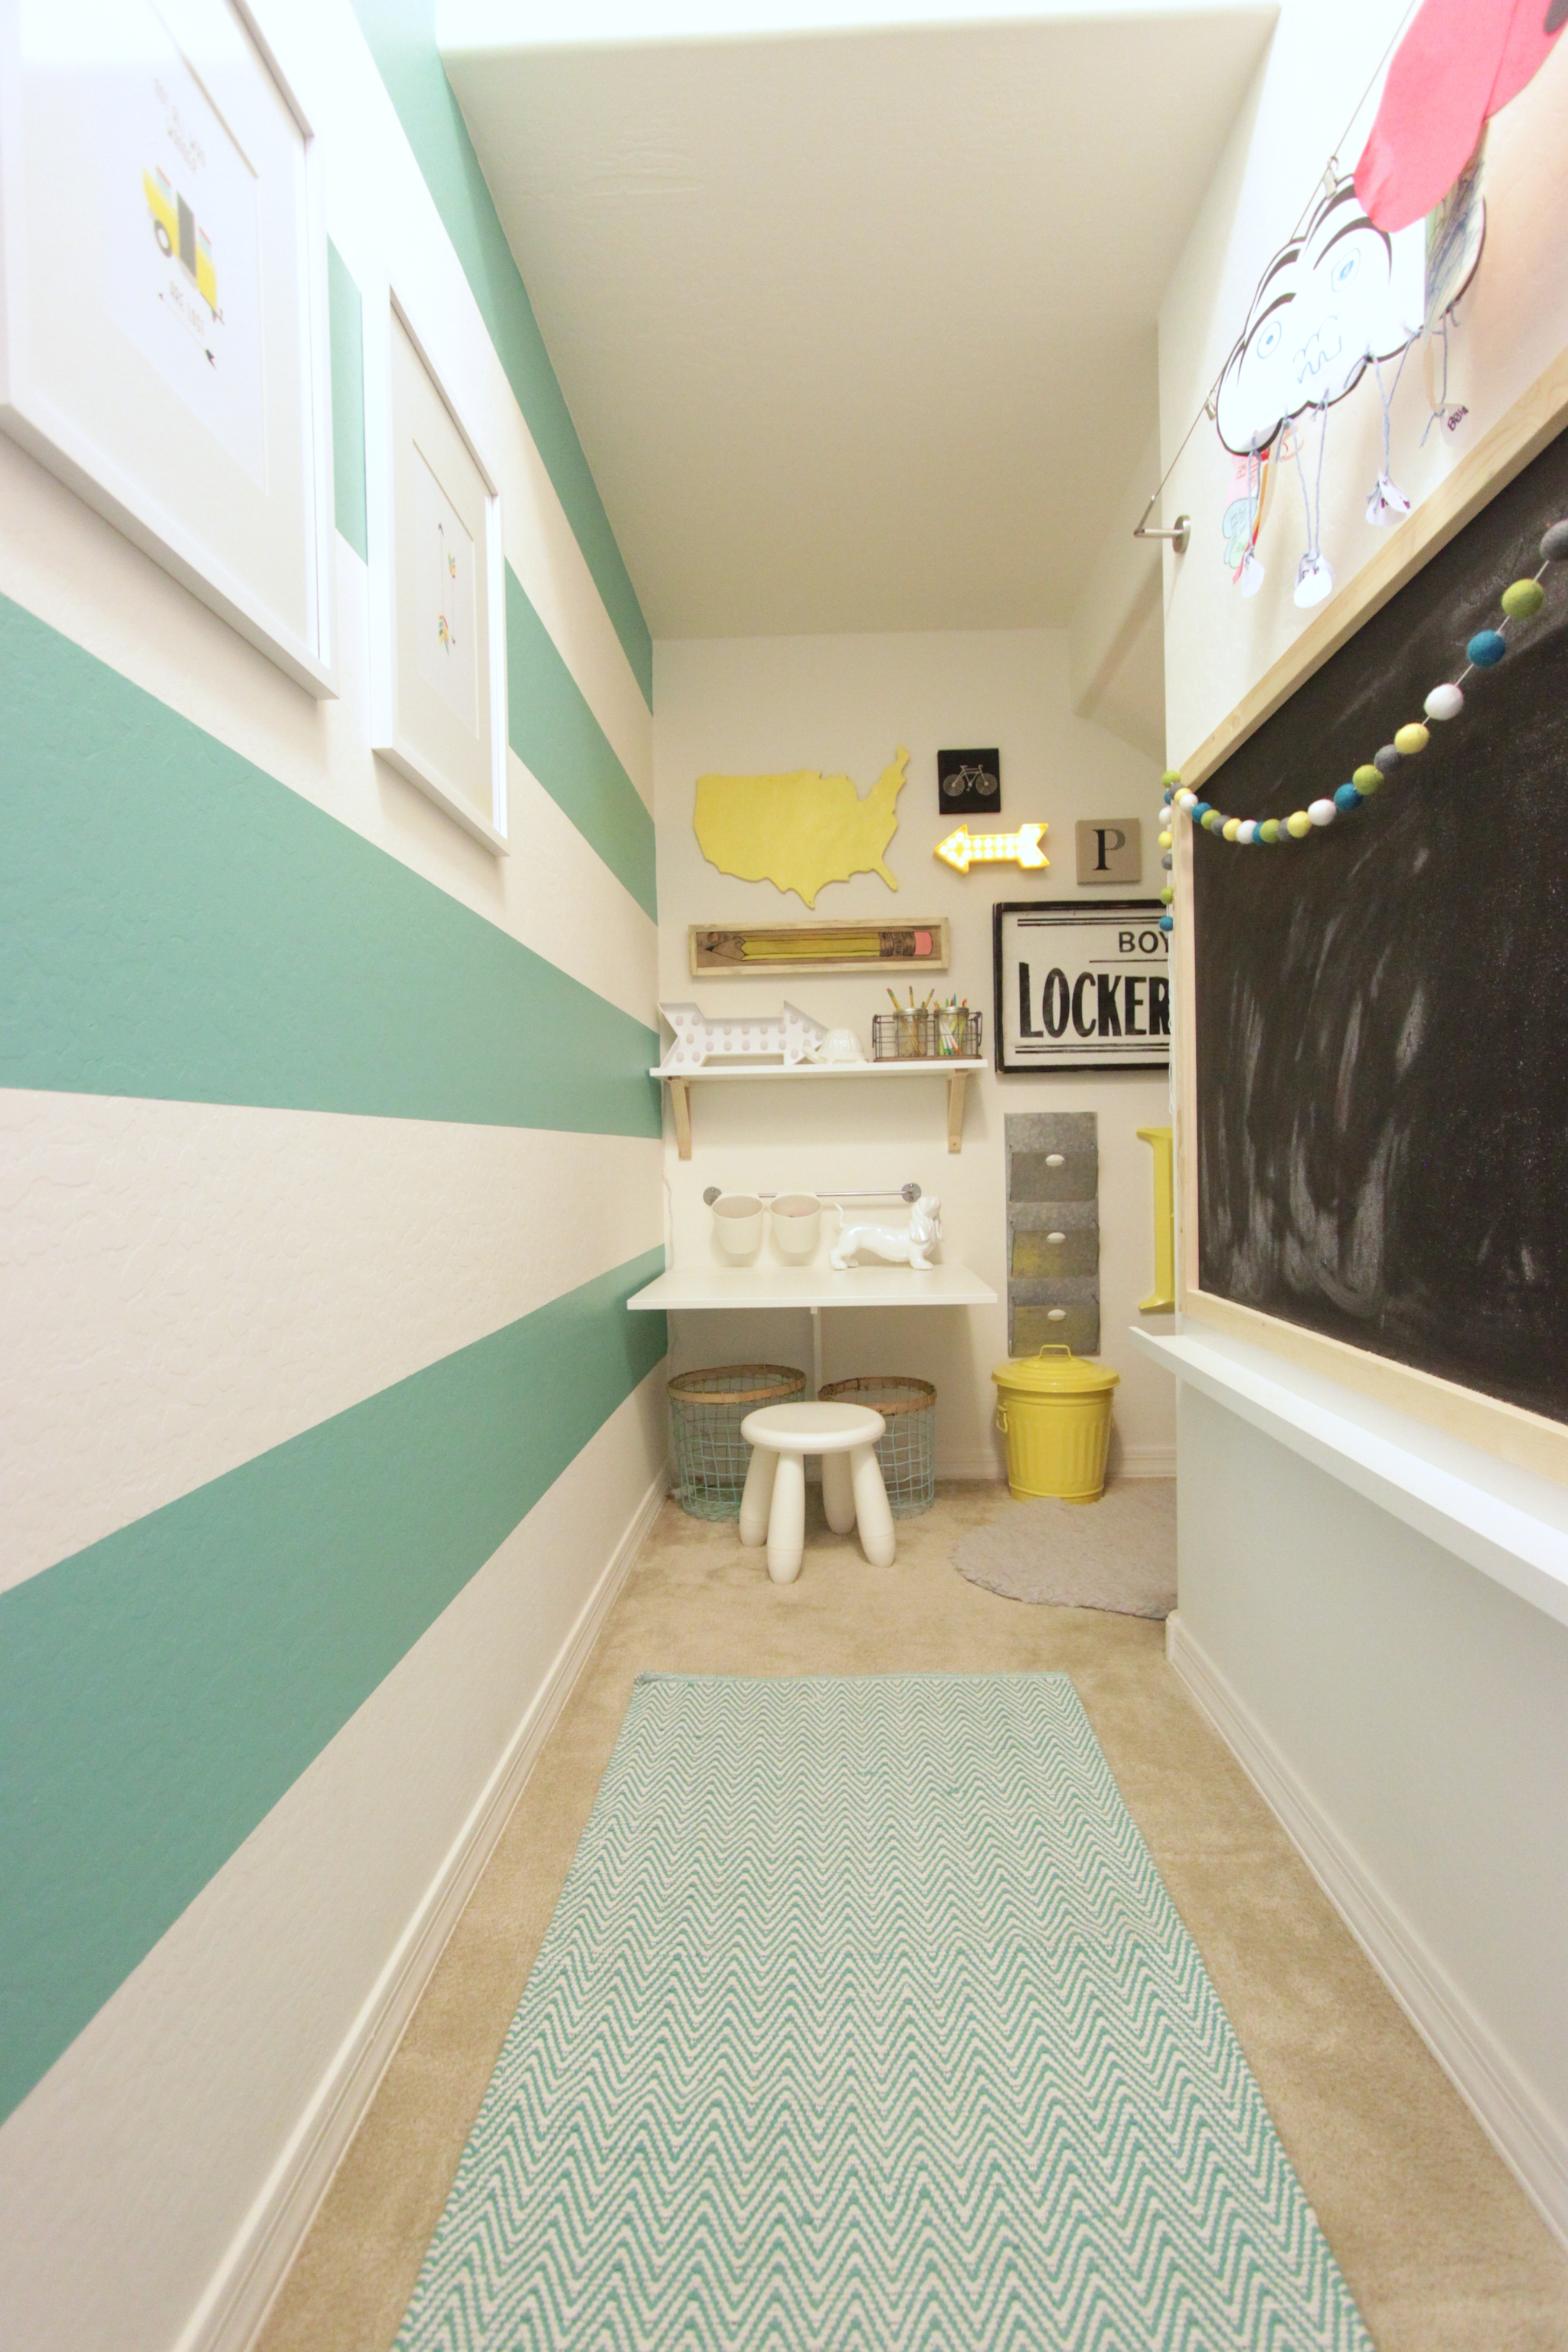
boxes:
[1220,440,1274,596]
[1216,176,1428,607]
[1354,0,1563,234]
[1214,178,1427,459]
[1211,168,1486,608]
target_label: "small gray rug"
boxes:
[954,1481,1177,1618]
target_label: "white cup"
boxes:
[769,1193,822,1259]
[711,1193,764,1258]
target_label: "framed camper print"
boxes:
[368,293,508,853]
[994,900,1170,1073]
[0,0,336,694]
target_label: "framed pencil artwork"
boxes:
[368,292,508,853]
[0,0,337,694]
[689,920,950,977]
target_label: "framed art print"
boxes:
[368,294,508,854]
[0,0,336,694]
[994,900,1169,1073]
[938,747,1001,819]
[689,918,950,976]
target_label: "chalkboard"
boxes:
[1194,424,1568,1423]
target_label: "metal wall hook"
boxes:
[1133,490,1191,554]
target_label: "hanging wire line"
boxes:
[1135,0,1425,531]
[1420,312,1455,443]
[1293,397,1331,564]
[1370,333,1414,475]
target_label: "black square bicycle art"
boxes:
[936,747,1000,818]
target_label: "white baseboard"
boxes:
[1111,1445,1176,1478]
[1165,1611,1568,2251]
[181,1466,670,2352]
[932,1447,1175,1482]
[936,1451,1006,1481]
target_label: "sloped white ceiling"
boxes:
[442,5,1276,638]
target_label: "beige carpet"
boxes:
[954,1479,1176,1617]
[254,1487,1568,2352]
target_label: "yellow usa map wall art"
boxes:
[693,749,908,908]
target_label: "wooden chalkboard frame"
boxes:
[1172,345,1568,1483]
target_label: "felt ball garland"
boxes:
[1158,519,1568,936]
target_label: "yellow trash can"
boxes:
[991,1345,1119,1503]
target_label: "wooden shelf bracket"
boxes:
[669,1077,693,1160]
[946,1071,969,1154]
[658,1060,979,1161]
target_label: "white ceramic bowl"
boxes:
[711,1193,764,1258]
[769,1193,822,1259]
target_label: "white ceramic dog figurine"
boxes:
[830,1194,942,1271]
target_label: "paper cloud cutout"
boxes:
[1214,178,1426,456]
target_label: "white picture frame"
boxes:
[0,0,337,696]
[994,900,1170,1074]
[367,288,508,855]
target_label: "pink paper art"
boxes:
[1356,0,1563,233]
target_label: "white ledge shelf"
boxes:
[629,1259,998,1312]
[652,1060,985,1159]
[1130,1321,1568,1629]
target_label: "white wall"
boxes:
[0,4,667,2347]
[0,1381,666,2352]
[1173,1389,1568,2230]
[1154,0,1568,2239]
[1067,423,1165,761]
[652,628,1174,1476]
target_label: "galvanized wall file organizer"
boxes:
[1005,1112,1099,1356]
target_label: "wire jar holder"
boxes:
[668,1364,805,1520]
[818,1376,936,1516]
[872,1009,982,1061]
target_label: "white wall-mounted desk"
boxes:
[1131,1322,1568,1629]
[629,1259,998,1392]
[629,1262,996,1312]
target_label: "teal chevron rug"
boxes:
[397,1673,1374,2350]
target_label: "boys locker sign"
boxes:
[993,901,1170,1073]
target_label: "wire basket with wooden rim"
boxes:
[668,1364,806,1520]
[818,1376,936,1517]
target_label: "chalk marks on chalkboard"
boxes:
[1194,423,1568,1424]
[1204,887,1427,1326]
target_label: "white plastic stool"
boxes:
[739,1401,897,1585]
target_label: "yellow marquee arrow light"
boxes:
[934,822,1049,874]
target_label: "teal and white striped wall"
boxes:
[0,7,666,2347]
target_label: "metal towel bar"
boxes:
[702,1182,921,1206]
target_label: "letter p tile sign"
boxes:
[1075,818,1142,885]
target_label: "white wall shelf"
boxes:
[652,1060,985,1159]
[1132,1322,1568,1629]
